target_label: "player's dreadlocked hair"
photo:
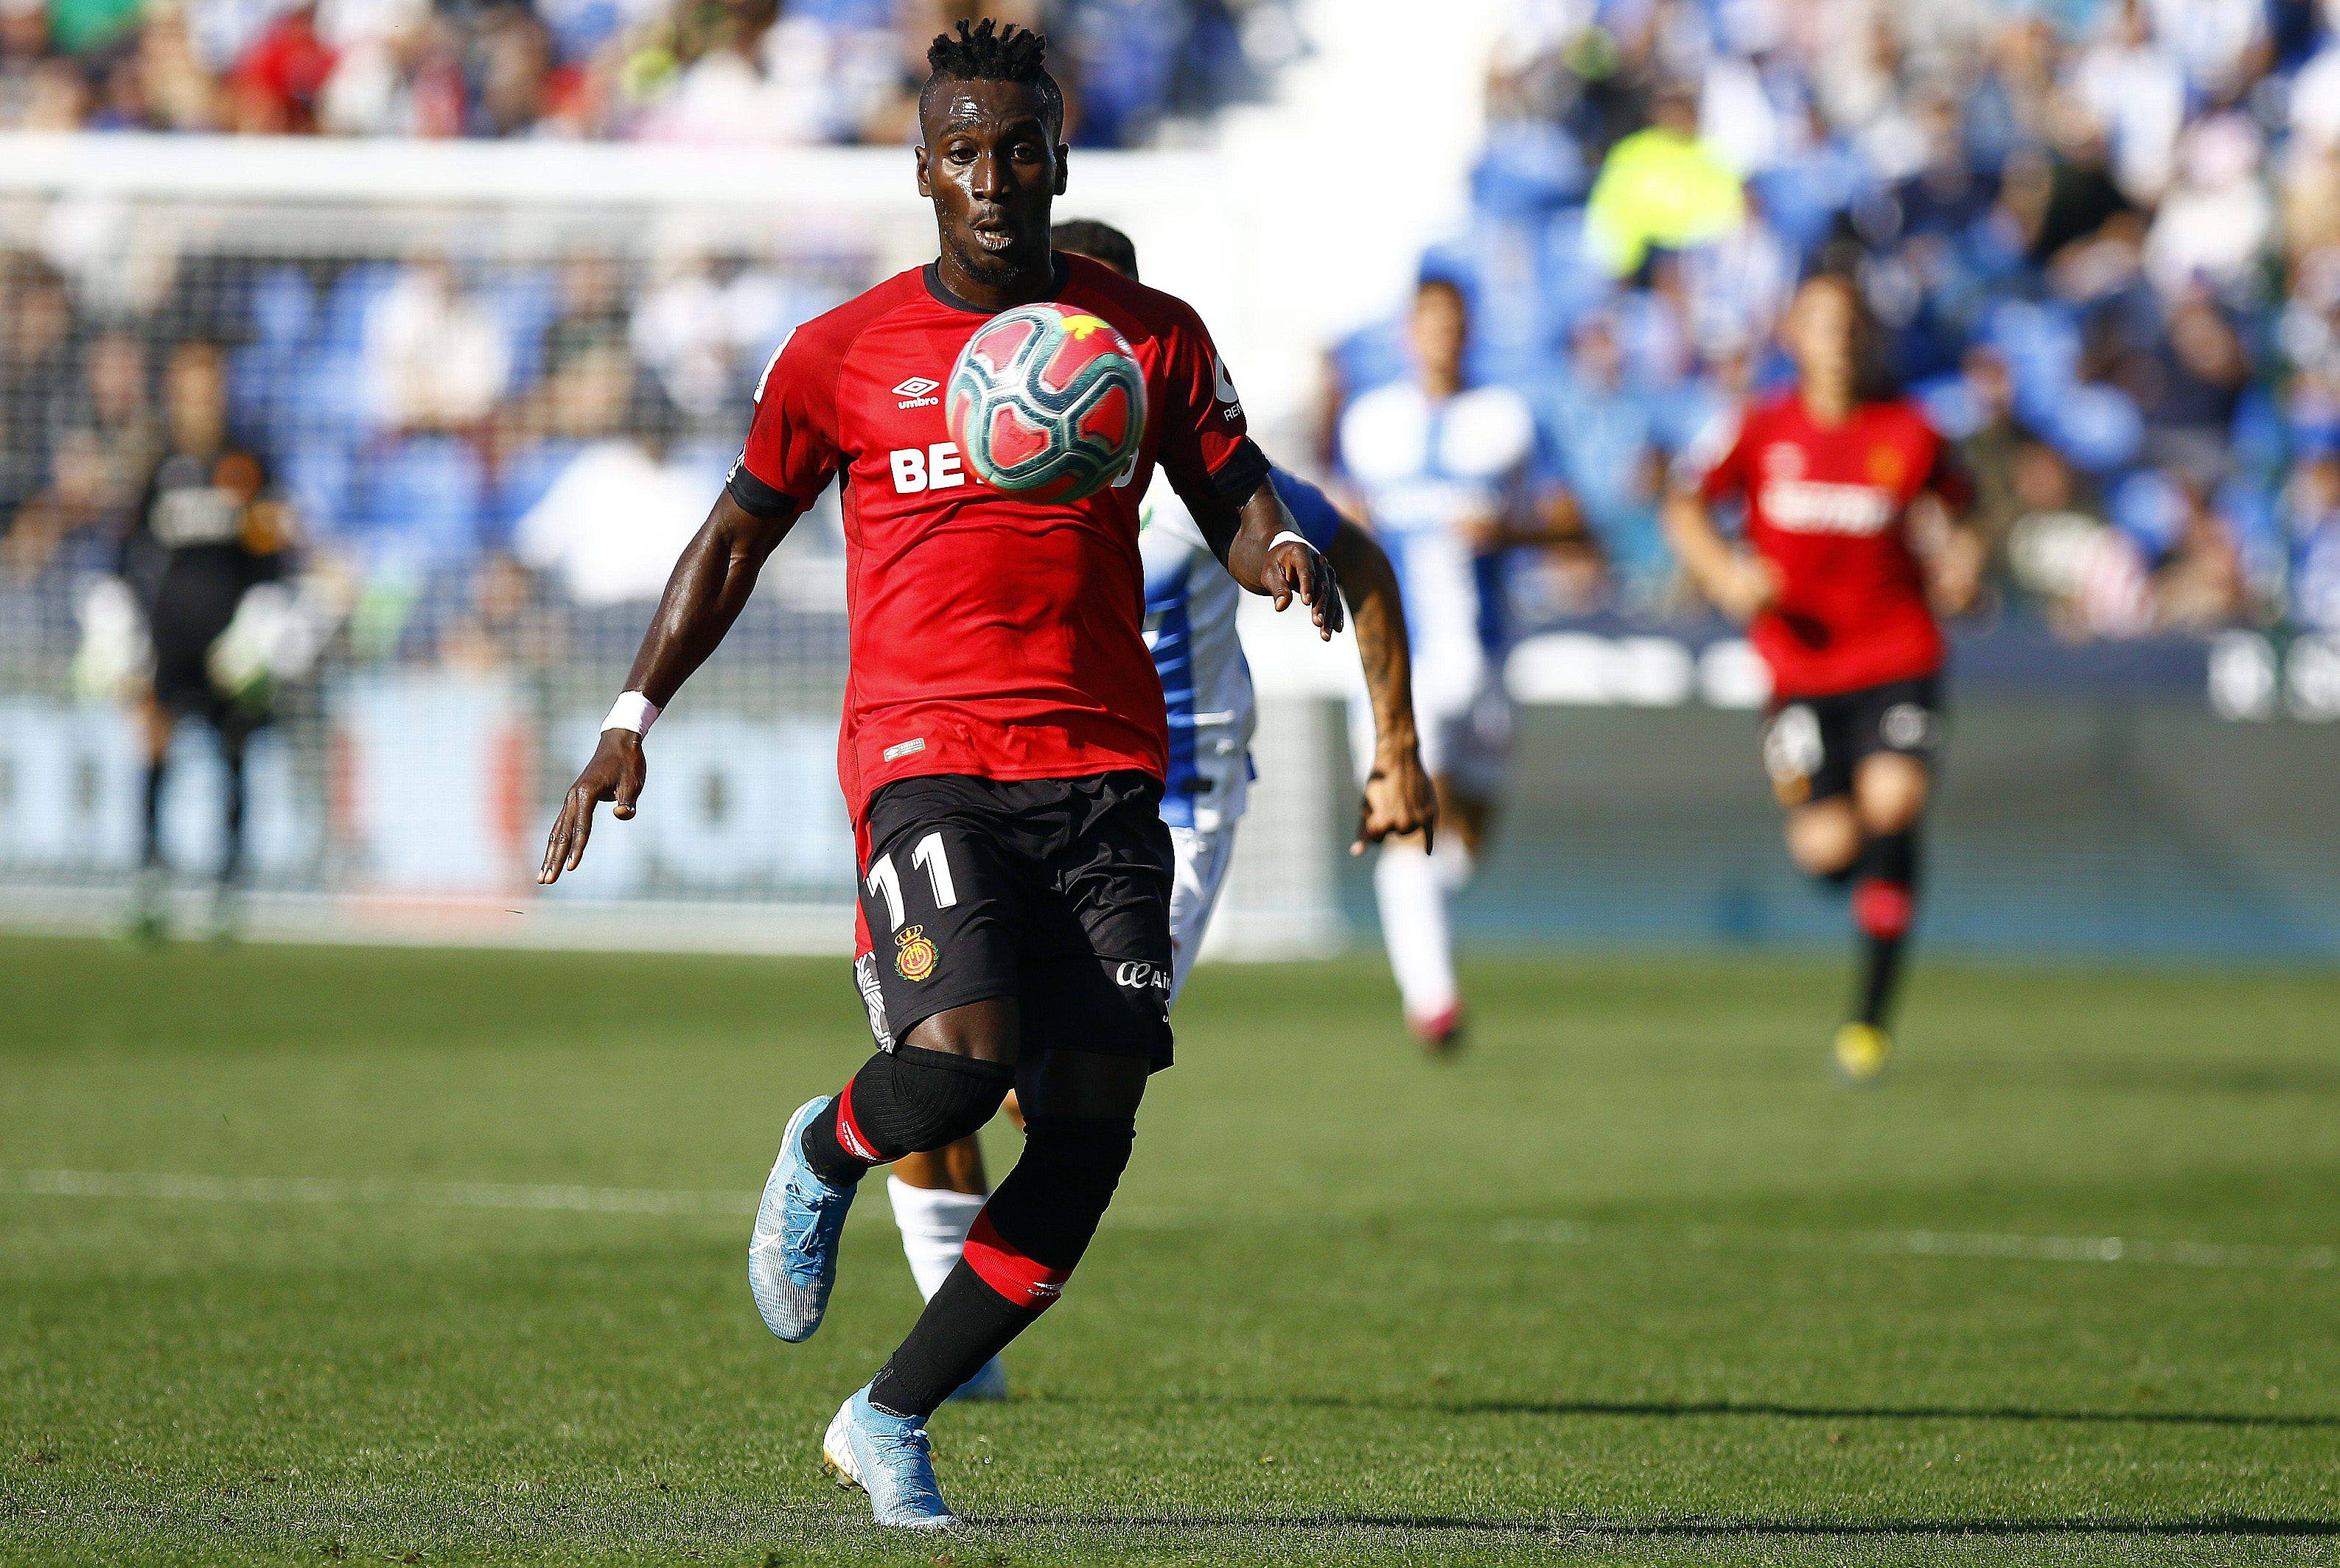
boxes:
[921,18,1064,140]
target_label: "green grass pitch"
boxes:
[2,933,2336,1566]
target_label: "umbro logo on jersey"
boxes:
[893,377,941,409]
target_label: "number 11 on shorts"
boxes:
[865,832,957,931]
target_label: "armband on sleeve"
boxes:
[1207,438,1272,503]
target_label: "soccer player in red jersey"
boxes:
[1666,273,1980,1081]
[535,21,1341,1529]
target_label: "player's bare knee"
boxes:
[1786,805,1860,879]
[1853,758,1928,837]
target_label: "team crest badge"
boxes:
[1867,445,1905,487]
[895,925,937,982]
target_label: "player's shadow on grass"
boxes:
[1927,1052,2340,1098]
[978,1511,2340,1541]
[1046,1391,2340,1432]
[1283,1393,2340,1432]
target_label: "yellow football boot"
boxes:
[1833,1022,1891,1082]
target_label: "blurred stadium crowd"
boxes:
[0,0,1291,146]
[5,0,2340,671]
[1327,0,2340,638]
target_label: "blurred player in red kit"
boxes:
[535,19,1344,1530]
[1666,273,1981,1081]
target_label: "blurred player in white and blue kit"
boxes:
[881,220,1438,1399]
[1335,276,1548,1049]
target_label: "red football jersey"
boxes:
[1692,392,1968,699]
[732,253,1261,823]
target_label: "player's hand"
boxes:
[1718,557,1781,623]
[538,729,646,884]
[1930,530,1986,618]
[1354,741,1438,855]
[1265,537,1344,640]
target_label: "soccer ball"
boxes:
[946,303,1148,503]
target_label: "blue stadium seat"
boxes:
[283,435,355,542]
[1068,0,1189,147]
[250,266,315,354]
[318,264,400,354]
[1913,371,1984,441]
[2106,469,2186,559]
[481,270,559,393]
[1473,121,1589,219]
[355,435,488,577]
[2217,473,2285,590]
[2044,383,2145,475]
[1330,318,1413,405]
[488,437,584,547]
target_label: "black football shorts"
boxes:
[852,770,1176,1069]
[1759,675,1943,807]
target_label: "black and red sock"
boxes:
[867,1116,1134,1418]
[1850,829,1919,1029]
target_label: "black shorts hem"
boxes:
[878,979,1024,1053]
[1761,676,1942,807]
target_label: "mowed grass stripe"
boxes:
[5,1166,2335,1271]
[4,936,2336,1567]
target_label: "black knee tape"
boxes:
[842,1046,1013,1161]
[980,1116,1136,1275]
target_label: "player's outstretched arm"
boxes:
[538,491,798,883]
[1662,487,1778,624]
[1325,518,1436,854]
[1190,480,1345,641]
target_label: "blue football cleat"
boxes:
[748,1096,856,1342]
[821,1385,957,1530]
[946,1356,1008,1404]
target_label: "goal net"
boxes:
[0,136,1346,957]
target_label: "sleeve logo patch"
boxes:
[895,925,938,982]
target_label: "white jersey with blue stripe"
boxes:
[1141,469,1341,831]
[1335,380,1535,707]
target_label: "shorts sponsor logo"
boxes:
[893,376,941,408]
[1879,701,1933,751]
[1114,960,1172,993]
[895,925,938,982]
[882,738,926,762]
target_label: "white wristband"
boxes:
[1268,529,1314,556]
[602,691,660,736]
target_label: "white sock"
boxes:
[887,1176,987,1302]
[1375,842,1459,1022]
[1430,833,1475,895]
